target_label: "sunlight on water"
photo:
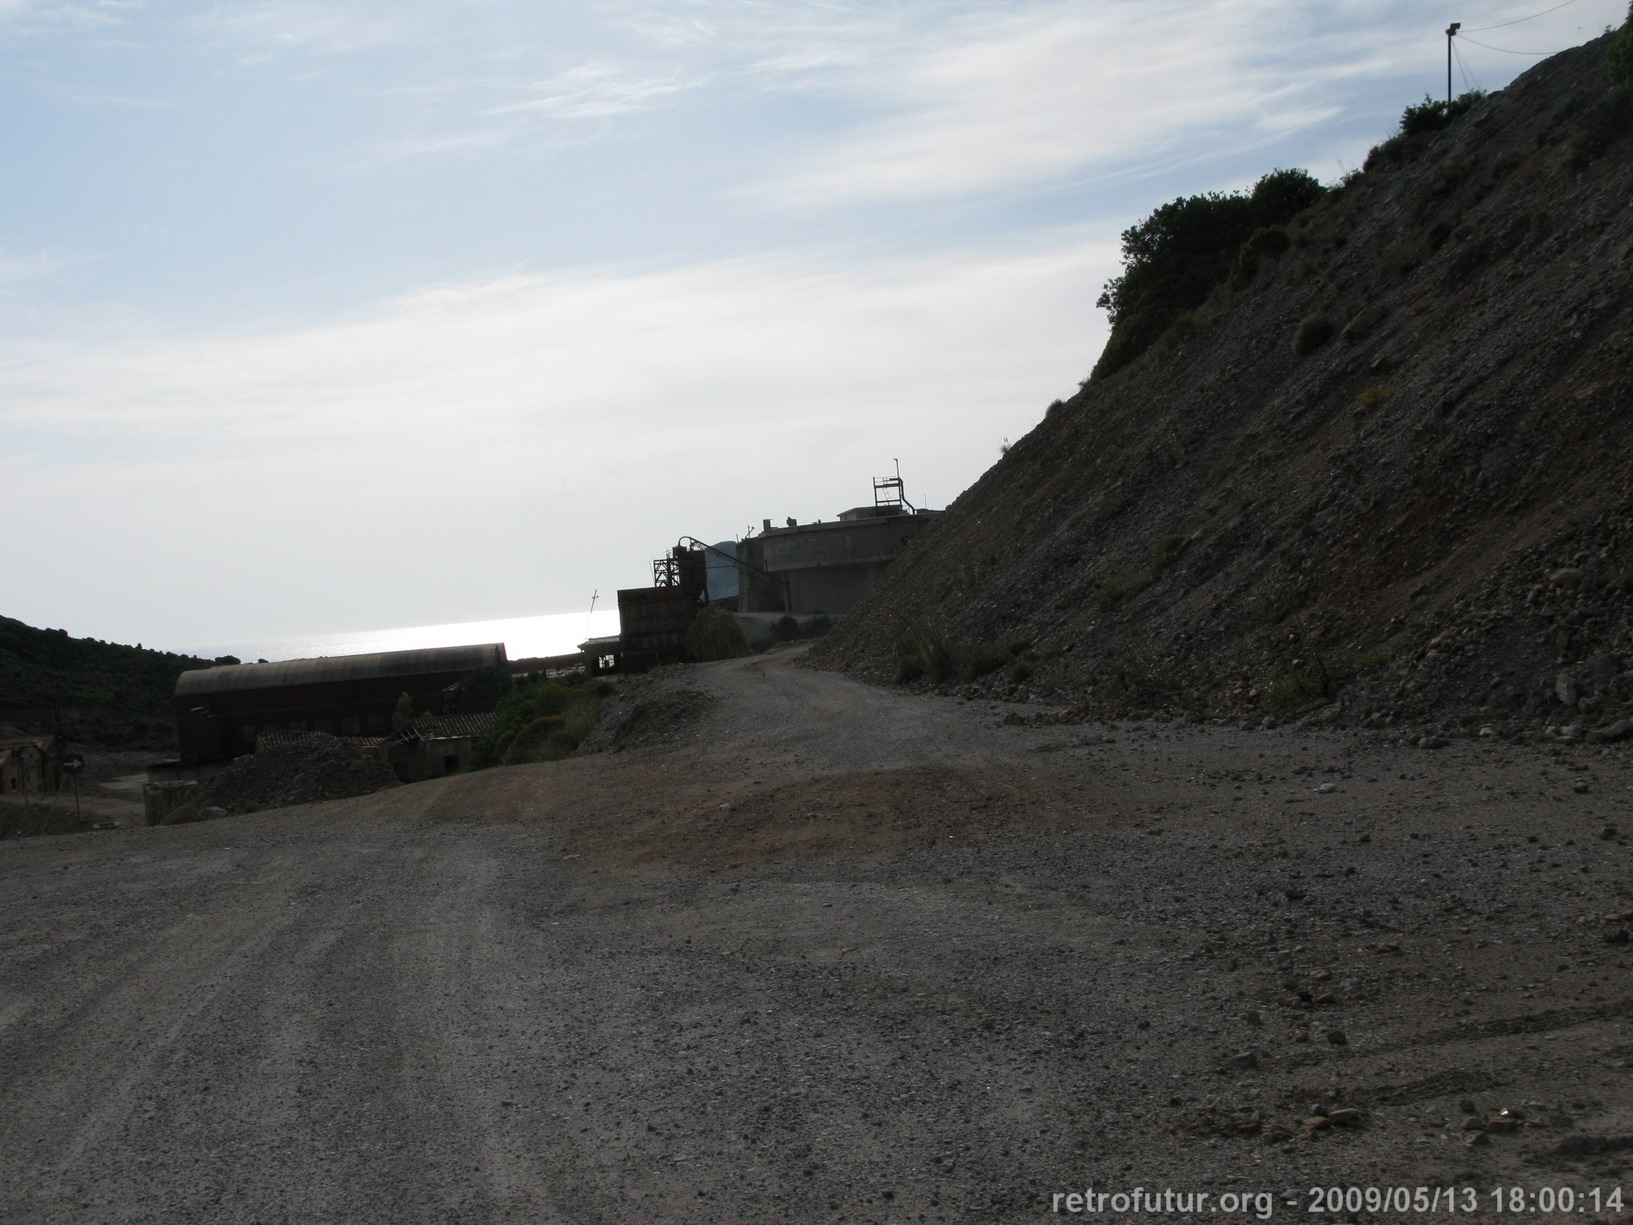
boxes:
[206,609,622,664]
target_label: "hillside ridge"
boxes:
[812,30,1633,743]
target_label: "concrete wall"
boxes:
[737,512,940,614]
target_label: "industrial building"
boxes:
[0,732,64,795]
[606,473,940,670]
[173,643,507,765]
[733,473,940,615]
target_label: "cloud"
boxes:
[0,248,71,286]
[488,60,708,121]
[0,235,1113,636]
[194,1,413,55]
[747,0,1387,205]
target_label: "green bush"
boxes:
[1092,168,1325,380]
[1149,534,1188,571]
[895,627,1037,686]
[1096,570,1154,611]
[1609,8,1633,86]
[1261,664,1333,712]
[447,664,513,714]
[1292,314,1335,355]
[1240,584,1301,628]
[1399,92,1482,137]
[801,614,834,639]
[467,675,611,770]
[1227,225,1291,289]
[686,606,752,661]
[502,716,569,765]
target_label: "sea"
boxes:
[201,609,623,665]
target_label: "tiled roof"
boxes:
[412,711,496,740]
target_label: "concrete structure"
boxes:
[579,635,622,675]
[734,504,941,614]
[173,643,507,765]
[704,540,741,602]
[382,712,496,781]
[0,732,63,795]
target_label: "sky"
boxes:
[2,0,1624,655]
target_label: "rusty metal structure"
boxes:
[615,544,709,672]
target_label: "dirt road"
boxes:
[3,650,1632,1223]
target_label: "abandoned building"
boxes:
[615,545,709,673]
[381,712,496,781]
[173,643,507,765]
[606,473,940,670]
[0,732,64,795]
[733,473,941,614]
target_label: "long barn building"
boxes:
[174,643,505,765]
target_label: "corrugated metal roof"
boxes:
[176,643,507,697]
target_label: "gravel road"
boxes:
[4,649,1633,1224]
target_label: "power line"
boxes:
[1458,32,1569,54]
[1466,0,1586,32]
[1452,39,1480,92]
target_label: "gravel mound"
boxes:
[205,734,400,815]
[578,673,714,754]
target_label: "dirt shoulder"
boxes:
[2,650,1631,1223]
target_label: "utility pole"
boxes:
[1446,22,1461,104]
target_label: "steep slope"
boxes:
[813,33,1633,737]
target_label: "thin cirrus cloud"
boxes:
[751,1,1382,207]
[192,1,415,55]
[3,236,1109,467]
[487,61,710,121]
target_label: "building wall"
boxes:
[175,663,500,764]
[736,512,940,614]
[616,586,700,672]
[0,738,62,795]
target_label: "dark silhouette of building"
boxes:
[173,643,506,765]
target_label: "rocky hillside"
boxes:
[813,31,1633,742]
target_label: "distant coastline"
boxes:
[199,609,622,665]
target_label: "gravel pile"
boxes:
[205,735,399,815]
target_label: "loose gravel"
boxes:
[3,650,1632,1224]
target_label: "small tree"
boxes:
[1091,168,1324,380]
[448,665,512,714]
[686,607,752,661]
[391,692,416,731]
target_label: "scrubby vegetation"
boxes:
[772,614,835,643]
[895,624,1039,686]
[1091,168,1326,380]
[686,606,753,661]
[1364,91,1486,173]
[446,664,513,714]
[0,614,222,746]
[467,674,613,770]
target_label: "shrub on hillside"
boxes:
[447,665,513,714]
[1091,169,1325,380]
[686,606,752,661]
[467,674,611,770]
[1292,314,1336,355]
[1610,7,1633,86]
